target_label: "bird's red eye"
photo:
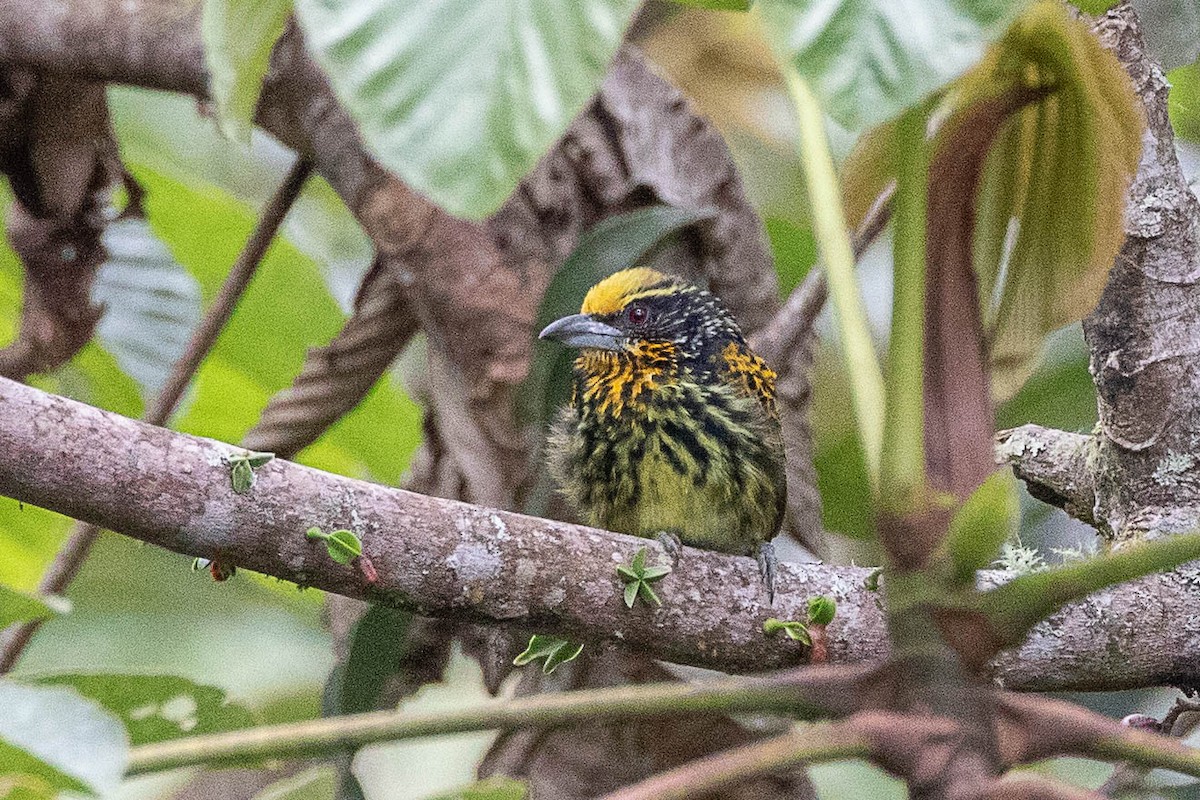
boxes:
[627,304,649,325]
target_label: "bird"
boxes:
[539,266,786,601]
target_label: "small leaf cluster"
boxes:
[617,547,672,608]
[305,527,363,564]
[513,635,585,674]
[227,450,274,494]
[763,595,838,646]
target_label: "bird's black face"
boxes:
[539,283,742,366]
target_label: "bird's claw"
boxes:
[757,541,777,605]
[654,531,683,567]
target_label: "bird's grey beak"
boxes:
[539,314,624,351]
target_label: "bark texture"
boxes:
[5,374,1200,691]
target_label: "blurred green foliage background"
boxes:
[4,0,1200,796]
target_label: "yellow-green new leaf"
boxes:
[838,2,1143,399]
[973,3,1143,396]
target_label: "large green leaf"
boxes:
[759,0,1020,132]
[29,342,145,419]
[764,216,818,296]
[292,0,640,219]
[36,673,256,746]
[92,215,202,400]
[323,605,415,800]
[0,680,128,798]
[1168,61,1200,143]
[0,585,69,628]
[202,0,293,140]
[107,86,374,311]
[422,777,527,800]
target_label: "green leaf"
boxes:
[0,585,69,628]
[616,546,671,608]
[321,605,413,800]
[251,767,337,800]
[306,527,363,564]
[763,617,812,645]
[119,160,421,485]
[513,635,584,674]
[421,776,527,800]
[325,530,362,564]
[1067,0,1118,12]
[230,458,255,494]
[759,0,1020,132]
[806,595,837,626]
[764,217,818,296]
[942,470,1020,585]
[542,640,586,674]
[1168,62,1200,143]
[92,214,202,402]
[967,4,1143,396]
[0,680,128,798]
[292,0,640,219]
[245,451,276,468]
[984,531,1200,649]
[36,673,255,746]
[520,206,715,432]
[0,499,72,593]
[623,581,640,609]
[202,0,293,140]
[668,0,750,9]
[636,582,663,608]
[630,547,647,573]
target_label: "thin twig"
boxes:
[751,183,893,370]
[125,671,860,776]
[1099,697,1200,796]
[0,157,314,674]
[595,725,866,800]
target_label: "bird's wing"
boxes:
[718,341,779,421]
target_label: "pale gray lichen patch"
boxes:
[995,428,1046,462]
[1153,451,1195,486]
[542,585,566,607]
[489,513,509,540]
[447,541,502,583]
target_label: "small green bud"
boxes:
[807,595,837,625]
[230,459,254,494]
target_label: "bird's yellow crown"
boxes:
[580,267,681,315]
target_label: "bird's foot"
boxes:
[756,541,777,605]
[654,531,683,568]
